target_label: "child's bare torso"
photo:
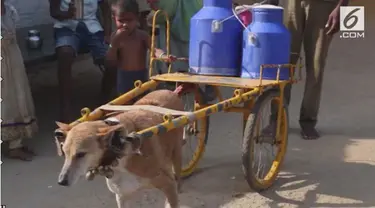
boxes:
[118,29,148,71]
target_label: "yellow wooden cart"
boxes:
[67,10,302,192]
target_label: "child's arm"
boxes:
[106,29,126,66]
[106,41,119,66]
[106,47,118,67]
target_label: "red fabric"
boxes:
[173,83,196,96]
[239,10,252,26]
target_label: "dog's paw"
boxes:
[111,160,119,167]
[85,170,96,181]
[104,168,114,179]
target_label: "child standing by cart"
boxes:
[106,0,175,96]
[1,0,38,161]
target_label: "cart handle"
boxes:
[148,10,171,77]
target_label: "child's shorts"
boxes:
[117,69,148,96]
[54,22,108,60]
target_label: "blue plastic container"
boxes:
[241,5,291,80]
[189,0,242,76]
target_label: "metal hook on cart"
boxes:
[163,114,173,122]
[134,80,143,88]
[80,107,91,121]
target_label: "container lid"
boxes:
[235,5,252,13]
[253,5,283,10]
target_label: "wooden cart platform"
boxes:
[151,73,289,89]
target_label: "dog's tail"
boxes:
[173,84,196,96]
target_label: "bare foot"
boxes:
[300,126,320,140]
[7,148,33,161]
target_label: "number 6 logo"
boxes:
[340,6,365,31]
[343,8,360,29]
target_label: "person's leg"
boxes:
[299,0,335,139]
[264,0,305,135]
[283,0,306,107]
[86,30,117,103]
[7,138,32,161]
[54,27,80,122]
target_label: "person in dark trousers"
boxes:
[278,0,349,140]
[240,0,349,139]
[49,0,115,122]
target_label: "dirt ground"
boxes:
[2,3,375,208]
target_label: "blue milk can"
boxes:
[189,0,242,76]
[241,5,291,80]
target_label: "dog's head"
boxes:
[55,120,136,186]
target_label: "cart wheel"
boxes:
[179,85,210,178]
[241,89,289,192]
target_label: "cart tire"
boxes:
[241,89,289,192]
[179,86,210,178]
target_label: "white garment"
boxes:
[53,0,103,33]
[1,2,38,146]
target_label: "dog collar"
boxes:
[104,117,120,126]
[103,117,127,155]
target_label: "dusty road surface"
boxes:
[2,5,375,208]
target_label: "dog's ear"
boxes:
[97,124,124,137]
[96,124,126,148]
[55,121,71,131]
[54,129,66,156]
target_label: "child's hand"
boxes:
[325,6,340,35]
[111,28,127,48]
[67,0,76,19]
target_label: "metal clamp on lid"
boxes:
[211,20,223,33]
[248,33,257,45]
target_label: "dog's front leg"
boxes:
[116,194,129,208]
[151,175,179,208]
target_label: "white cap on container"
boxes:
[235,5,251,13]
[253,5,283,10]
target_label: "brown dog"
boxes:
[55,90,184,208]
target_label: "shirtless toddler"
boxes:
[106,0,174,95]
